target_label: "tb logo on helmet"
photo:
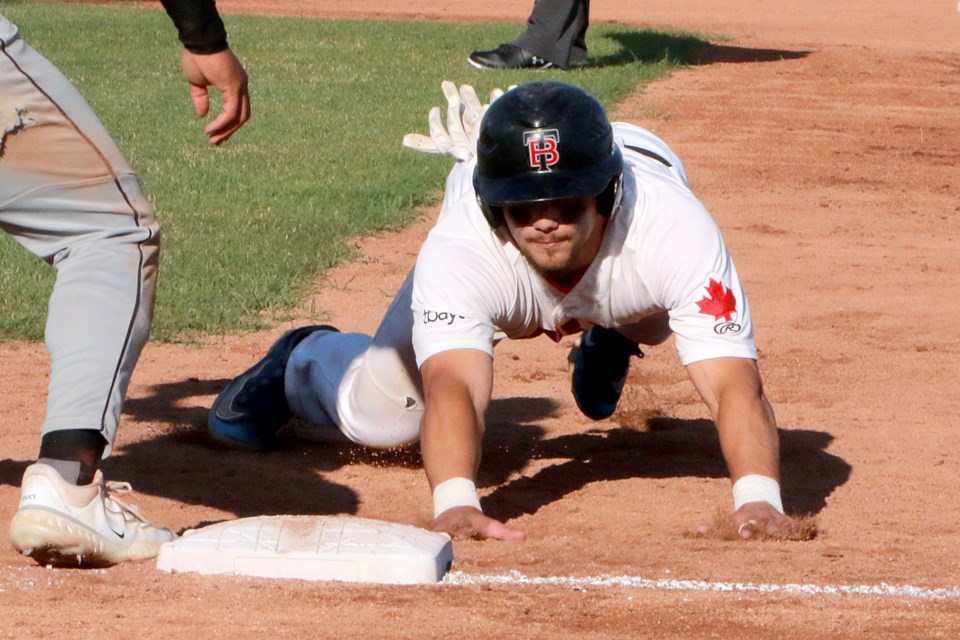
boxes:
[523,129,560,172]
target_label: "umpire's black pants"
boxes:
[514,0,590,68]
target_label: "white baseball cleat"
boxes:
[8,463,176,567]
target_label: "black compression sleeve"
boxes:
[159,0,229,54]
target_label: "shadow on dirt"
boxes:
[0,389,847,525]
[0,376,360,524]
[588,29,809,69]
[480,405,850,522]
[694,43,811,65]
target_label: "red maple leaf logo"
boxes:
[696,278,737,321]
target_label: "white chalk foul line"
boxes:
[443,570,960,601]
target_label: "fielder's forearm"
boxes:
[159,0,228,54]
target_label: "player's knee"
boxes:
[336,367,423,449]
[337,388,422,449]
[332,335,423,448]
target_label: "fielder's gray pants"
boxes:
[0,14,159,456]
[514,0,590,68]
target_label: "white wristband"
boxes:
[432,477,482,518]
[732,474,784,515]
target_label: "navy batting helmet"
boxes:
[473,81,623,228]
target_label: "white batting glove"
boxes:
[402,81,514,162]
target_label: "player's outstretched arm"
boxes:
[160,0,251,145]
[685,356,788,539]
[420,349,525,541]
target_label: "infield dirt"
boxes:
[1,1,959,638]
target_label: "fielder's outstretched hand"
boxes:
[432,506,526,541]
[402,81,513,161]
[180,47,250,145]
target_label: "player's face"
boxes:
[502,197,607,289]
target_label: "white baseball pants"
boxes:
[285,270,424,449]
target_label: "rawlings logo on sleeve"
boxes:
[696,278,743,334]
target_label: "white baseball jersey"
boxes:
[411,123,757,368]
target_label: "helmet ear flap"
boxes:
[596,173,624,218]
[476,193,504,228]
[474,174,505,227]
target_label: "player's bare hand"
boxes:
[432,506,526,542]
[732,501,787,539]
[180,47,250,145]
[695,501,787,539]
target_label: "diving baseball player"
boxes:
[209,81,786,541]
[3,1,248,566]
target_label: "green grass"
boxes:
[0,3,706,341]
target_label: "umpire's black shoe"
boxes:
[468,44,554,70]
[568,326,643,421]
[208,325,338,450]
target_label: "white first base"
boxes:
[156,515,453,585]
